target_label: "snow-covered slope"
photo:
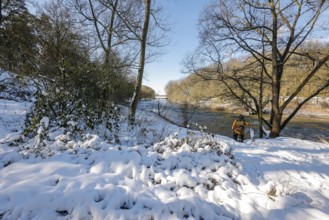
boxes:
[0,99,329,220]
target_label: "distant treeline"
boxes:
[166,42,329,109]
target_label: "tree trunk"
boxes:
[271,65,283,137]
[259,12,266,138]
[129,0,151,123]
[105,0,118,66]
[259,64,264,138]
[0,0,3,25]
[269,0,281,138]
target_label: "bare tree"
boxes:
[129,0,151,122]
[72,0,129,64]
[71,0,168,119]
[192,0,329,137]
[71,0,132,104]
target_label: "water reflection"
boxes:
[138,100,329,141]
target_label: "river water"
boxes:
[138,100,329,141]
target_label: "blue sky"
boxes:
[144,0,212,95]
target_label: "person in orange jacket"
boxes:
[232,114,251,142]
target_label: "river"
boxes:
[138,99,329,141]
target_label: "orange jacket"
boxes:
[232,119,251,134]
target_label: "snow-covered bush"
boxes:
[154,130,232,158]
[33,117,49,152]
[24,89,122,136]
[104,103,121,143]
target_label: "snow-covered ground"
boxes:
[0,99,329,220]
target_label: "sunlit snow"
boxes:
[0,98,329,220]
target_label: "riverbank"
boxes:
[140,100,329,142]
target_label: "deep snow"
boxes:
[0,99,329,220]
